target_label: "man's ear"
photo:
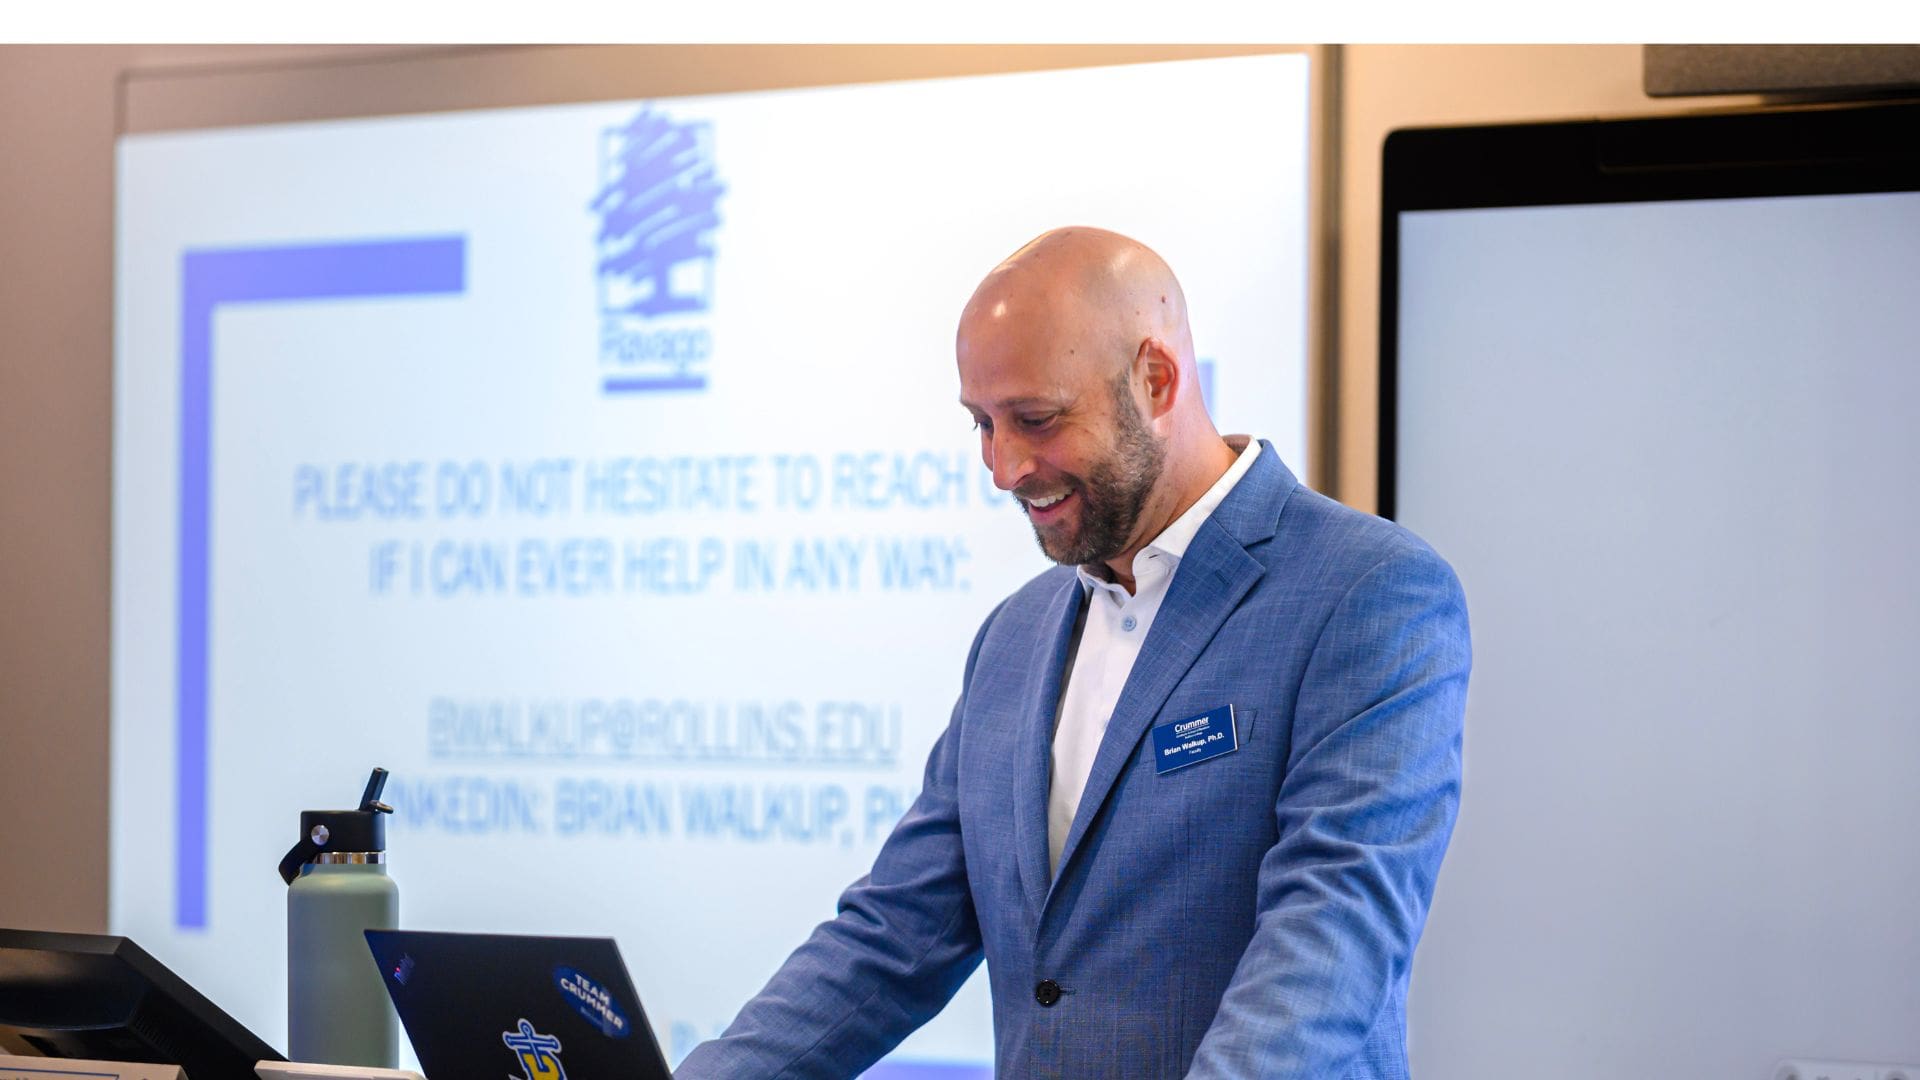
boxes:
[1136,337,1181,421]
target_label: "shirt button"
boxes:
[1034,979,1062,1007]
[1121,616,1137,632]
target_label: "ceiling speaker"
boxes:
[1645,44,1920,97]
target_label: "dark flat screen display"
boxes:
[1383,103,1920,1079]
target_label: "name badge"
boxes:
[1151,704,1238,775]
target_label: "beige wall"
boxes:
[0,44,1764,934]
[0,44,389,934]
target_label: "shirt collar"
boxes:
[1076,434,1261,593]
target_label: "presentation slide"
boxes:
[1395,191,1920,1077]
[109,55,1311,1073]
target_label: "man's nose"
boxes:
[987,429,1036,492]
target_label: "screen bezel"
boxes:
[1377,98,1920,519]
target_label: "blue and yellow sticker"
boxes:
[503,1018,567,1080]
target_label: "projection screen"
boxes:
[110,45,1320,1074]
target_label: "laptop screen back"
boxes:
[365,930,671,1080]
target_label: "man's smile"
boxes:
[1020,488,1076,523]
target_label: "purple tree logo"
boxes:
[591,107,725,318]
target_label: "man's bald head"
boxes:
[959,227,1198,397]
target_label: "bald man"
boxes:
[676,229,1470,1079]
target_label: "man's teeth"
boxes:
[1028,492,1067,509]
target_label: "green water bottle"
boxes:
[278,767,400,1067]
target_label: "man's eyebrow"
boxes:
[957,395,1062,412]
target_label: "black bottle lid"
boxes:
[277,768,394,885]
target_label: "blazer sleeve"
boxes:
[673,607,998,1080]
[1185,544,1472,1078]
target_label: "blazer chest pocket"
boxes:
[1144,705,1285,855]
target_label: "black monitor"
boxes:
[1380,101,1920,1078]
[0,929,284,1080]
[1380,99,1920,517]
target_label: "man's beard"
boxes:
[1025,389,1165,567]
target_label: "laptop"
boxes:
[363,930,673,1080]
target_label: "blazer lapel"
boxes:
[1047,444,1296,894]
[1014,573,1086,915]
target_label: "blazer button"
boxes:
[1034,979,1062,1007]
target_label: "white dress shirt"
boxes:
[1047,434,1262,873]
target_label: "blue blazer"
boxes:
[677,444,1471,1078]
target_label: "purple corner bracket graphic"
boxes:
[862,1064,993,1080]
[175,236,466,930]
